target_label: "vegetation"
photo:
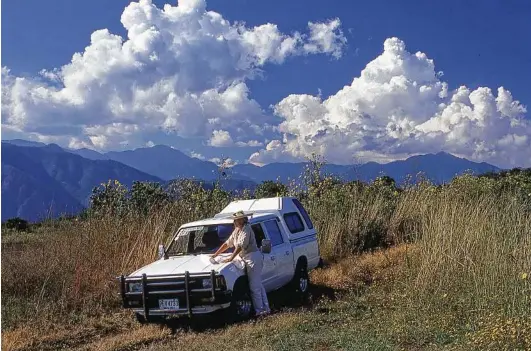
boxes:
[4,217,30,232]
[254,180,288,199]
[2,162,530,350]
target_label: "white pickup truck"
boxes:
[119,196,321,323]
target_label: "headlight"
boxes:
[202,278,213,289]
[202,276,226,290]
[128,282,143,292]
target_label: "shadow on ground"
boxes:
[159,282,340,333]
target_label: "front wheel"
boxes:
[135,312,147,324]
[290,262,310,304]
[225,280,253,323]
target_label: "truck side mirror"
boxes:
[158,244,168,260]
[261,239,271,254]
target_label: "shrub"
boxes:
[4,217,29,232]
[254,180,288,198]
[130,181,170,215]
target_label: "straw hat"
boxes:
[232,210,252,220]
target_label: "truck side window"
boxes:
[263,220,284,246]
[292,198,314,229]
[251,223,265,247]
[283,212,305,233]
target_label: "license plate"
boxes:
[159,298,179,310]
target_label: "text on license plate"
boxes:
[159,298,179,310]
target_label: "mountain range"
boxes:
[1,139,500,222]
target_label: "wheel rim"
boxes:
[299,270,308,292]
[236,298,252,316]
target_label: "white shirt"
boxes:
[225,223,259,257]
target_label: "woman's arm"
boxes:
[212,242,229,257]
[223,246,242,263]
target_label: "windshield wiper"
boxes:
[193,251,214,255]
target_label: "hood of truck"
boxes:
[128,254,244,277]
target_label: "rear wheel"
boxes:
[291,261,310,304]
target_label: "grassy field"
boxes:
[2,170,531,350]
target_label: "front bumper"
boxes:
[119,270,231,319]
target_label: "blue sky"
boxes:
[2,0,531,167]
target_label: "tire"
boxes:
[317,257,324,269]
[290,261,310,304]
[135,313,148,324]
[225,279,253,323]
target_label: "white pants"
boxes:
[242,251,270,314]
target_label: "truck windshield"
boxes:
[166,224,234,256]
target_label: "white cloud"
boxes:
[190,151,206,160]
[209,157,221,165]
[224,158,238,167]
[208,130,234,147]
[235,140,264,147]
[250,38,530,168]
[209,157,237,167]
[304,19,346,59]
[1,0,346,151]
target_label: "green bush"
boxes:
[4,217,29,232]
[254,180,288,198]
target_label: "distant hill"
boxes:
[351,152,500,184]
[70,147,109,161]
[3,139,47,148]
[231,152,500,185]
[105,145,222,181]
[3,141,223,181]
[2,144,83,221]
[1,143,162,221]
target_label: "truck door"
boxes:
[251,223,276,291]
[262,219,294,289]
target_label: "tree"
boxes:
[255,180,288,198]
[130,181,169,215]
[89,180,128,216]
[373,175,396,188]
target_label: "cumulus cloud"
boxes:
[304,19,346,59]
[208,130,234,147]
[1,0,346,151]
[250,38,530,168]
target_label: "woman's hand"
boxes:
[223,246,241,263]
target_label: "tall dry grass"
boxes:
[304,176,530,318]
[410,190,531,316]
[1,201,224,328]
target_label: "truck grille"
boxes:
[119,271,226,318]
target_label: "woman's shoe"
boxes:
[255,311,269,318]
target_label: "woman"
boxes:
[211,210,270,316]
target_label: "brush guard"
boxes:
[119,270,228,320]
